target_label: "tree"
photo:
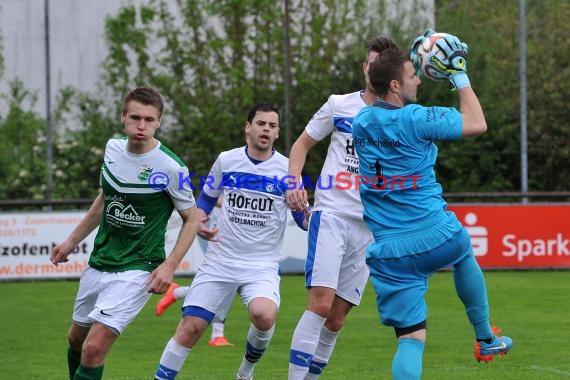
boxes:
[12,0,569,203]
[2,0,429,203]
[100,0,427,183]
[51,87,120,199]
[430,0,570,194]
[0,81,48,201]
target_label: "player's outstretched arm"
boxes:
[50,192,104,266]
[147,206,199,294]
[287,131,317,211]
[441,35,487,137]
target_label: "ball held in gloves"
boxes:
[414,32,468,81]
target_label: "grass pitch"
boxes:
[2,271,569,379]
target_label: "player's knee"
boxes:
[308,300,334,318]
[80,339,106,364]
[68,330,81,347]
[324,316,345,332]
[67,324,88,350]
[250,312,276,331]
[175,318,207,346]
[324,300,352,331]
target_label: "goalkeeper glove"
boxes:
[410,28,437,76]
[432,34,470,89]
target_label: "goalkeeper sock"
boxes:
[392,338,424,380]
[453,254,493,341]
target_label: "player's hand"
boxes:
[426,34,470,89]
[50,240,75,266]
[433,34,468,74]
[410,28,437,75]
[302,206,312,230]
[146,265,174,294]
[197,215,219,242]
[286,188,308,212]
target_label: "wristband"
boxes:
[450,72,470,89]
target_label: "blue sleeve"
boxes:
[291,210,308,231]
[196,192,219,215]
[409,105,463,141]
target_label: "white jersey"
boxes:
[305,91,366,220]
[201,147,289,268]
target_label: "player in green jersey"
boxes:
[50,86,199,380]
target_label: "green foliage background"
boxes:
[1,0,569,203]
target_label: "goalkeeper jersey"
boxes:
[89,138,195,272]
[353,100,464,259]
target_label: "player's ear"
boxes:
[389,79,398,93]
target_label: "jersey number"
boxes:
[371,159,384,187]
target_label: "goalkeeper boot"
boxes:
[155,282,179,316]
[474,326,513,362]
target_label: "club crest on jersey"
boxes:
[266,183,275,193]
[137,165,153,182]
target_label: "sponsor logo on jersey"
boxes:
[353,136,401,149]
[106,201,146,227]
[226,193,275,212]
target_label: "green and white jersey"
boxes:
[89,138,195,272]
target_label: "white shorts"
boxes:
[182,259,280,321]
[305,211,372,305]
[73,266,152,334]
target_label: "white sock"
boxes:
[305,325,339,379]
[155,338,191,380]
[211,321,225,339]
[288,310,326,380]
[237,323,275,378]
[172,286,189,300]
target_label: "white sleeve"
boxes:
[201,153,224,199]
[305,95,335,141]
[167,164,196,211]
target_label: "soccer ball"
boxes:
[415,33,451,81]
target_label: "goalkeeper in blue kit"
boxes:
[352,30,512,379]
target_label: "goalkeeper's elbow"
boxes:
[462,117,488,137]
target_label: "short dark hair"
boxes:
[368,47,410,96]
[247,102,280,123]
[122,86,165,119]
[366,36,399,57]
